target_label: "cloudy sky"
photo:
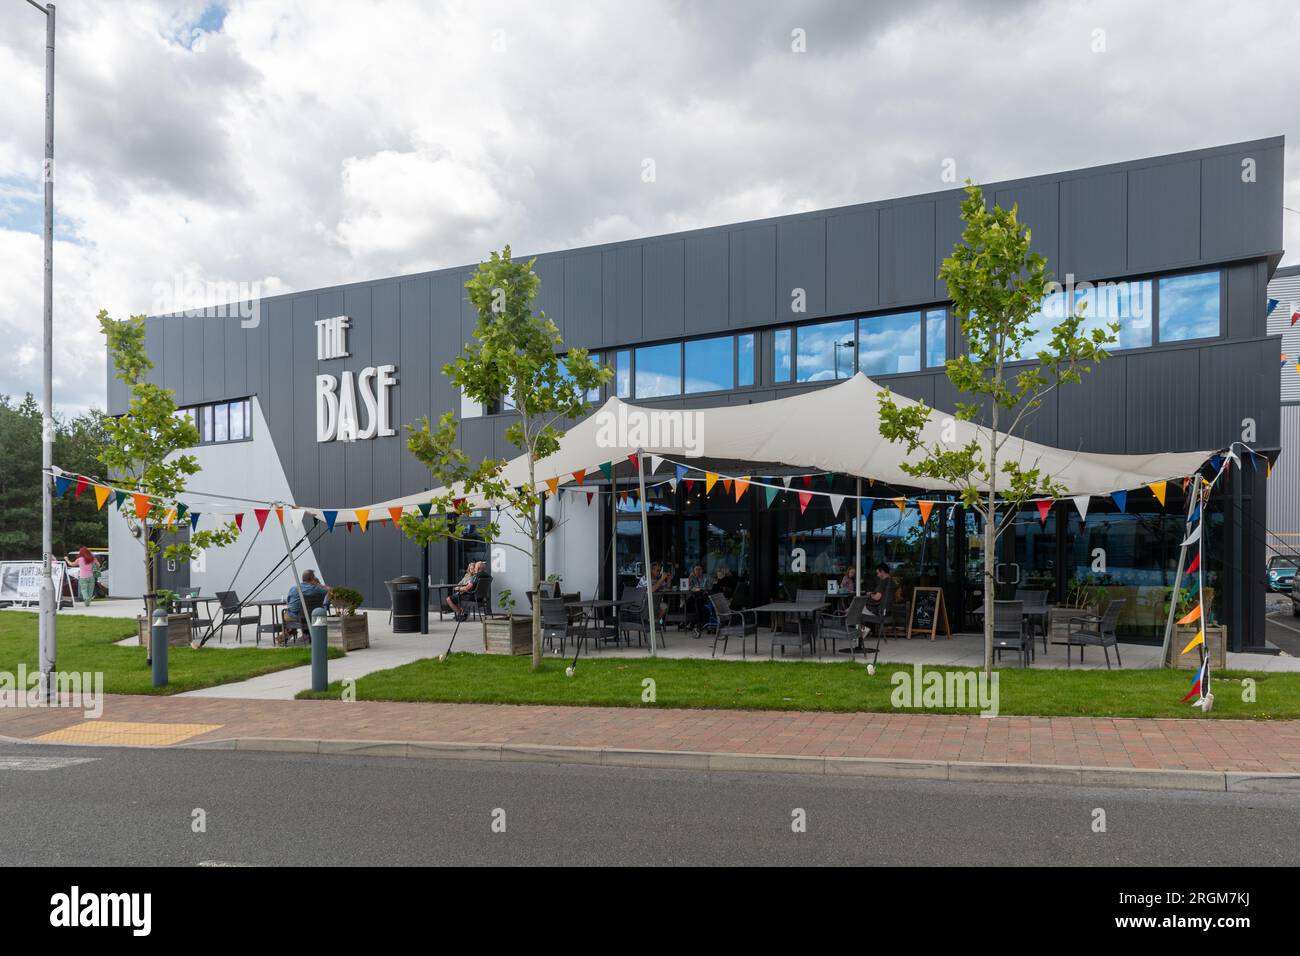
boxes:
[1,0,1297,414]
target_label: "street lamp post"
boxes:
[833,338,856,379]
[27,1,56,704]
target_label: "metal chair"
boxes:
[1016,588,1050,655]
[214,590,260,645]
[461,574,493,621]
[1061,599,1126,668]
[817,596,867,656]
[991,600,1030,667]
[541,597,589,655]
[280,590,327,645]
[708,591,757,659]
[617,588,651,648]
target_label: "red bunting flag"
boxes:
[801,475,813,490]
[254,508,270,531]
[798,491,812,514]
[1186,552,1201,575]
[627,453,640,471]
[586,492,594,505]
[1036,499,1053,526]
[685,479,695,493]
[74,476,89,498]
[234,513,244,531]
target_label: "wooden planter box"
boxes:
[1167,624,1227,670]
[483,615,532,655]
[138,613,193,655]
[327,612,370,652]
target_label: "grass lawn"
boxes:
[0,611,342,696]
[297,653,1300,720]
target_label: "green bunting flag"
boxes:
[765,485,779,507]
[417,502,432,518]
[599,461,613,480]
[114,489,128,509]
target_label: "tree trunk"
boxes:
[983,493,995,676]
[528,456,542,671]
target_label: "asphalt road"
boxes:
[1,742,1296,866]
[1264,592,1300,657]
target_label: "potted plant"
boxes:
[482,589,531,655]
[1165,585,1226,669]
[138,588,193,657]
[326,586,370,652]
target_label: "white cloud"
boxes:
[0,0,1296,415]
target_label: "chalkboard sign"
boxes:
[907,586,952,641]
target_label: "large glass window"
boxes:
[1077,279,1152,350]
[684,336,734,394]
[615,350,631,398]
[858,311,920,376]
[179,398,252,445]
[635,343,681,398]
[774,329,792,382]
[1159,271,1220,343]
[925,309,947,368]
[737,334,755,387]
[796,319,856,382]
[1011,290,1069,360]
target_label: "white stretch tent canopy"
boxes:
[334,373,1216,516]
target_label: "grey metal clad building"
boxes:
[107,136,1286,650]
[1266,263,1300,548]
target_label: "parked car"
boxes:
[1267,554,1299,593]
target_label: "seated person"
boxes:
[685,564,710,633]
[863,563,897,619]
[713,565,736,599]
[446,561,482,621]
[637,562,670,593]
[840,566,857,595]
[282,569,331,643]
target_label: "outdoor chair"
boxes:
[280,590,327,646]
[541,597,591,655]
[991,600,1030,667]
[817,595,866,656]
[461,574,493,621]
[214,590,260,645]
[1061,598,1126,669]
[1015,588,1050,655]
[618,588,651,648]
[188,595,213,639]
[708,591,757,659]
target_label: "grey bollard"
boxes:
[309,607,328,693]
[151,608,169,688]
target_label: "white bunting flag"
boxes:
[1072,495,1090,521]
[1180,524,1201,548]
[781,476,792,489]
[828,494,845,517]
[649,455,664,475]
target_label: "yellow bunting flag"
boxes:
[1148,481,1167,507]
[546,478,559,497]
[1180,629,1205,655]
[917,500,934,524]
[893,497,906,514]
[388,507,403,525]
[1176,605,1202,626]
[355,509,370,533]
[133,493,150,519]
[705,473,718,494]
[164,508,176,528]
[93,486,111,511]
[735,477,750,502]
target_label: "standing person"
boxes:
[73,547,100,606]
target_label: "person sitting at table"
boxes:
[685,564,710,635]
[637,562,670,593]
[840,566,857,595]
[281,569,331,643]
[713,565,736,599]
[446,561,481,620]
[863,563,896,616]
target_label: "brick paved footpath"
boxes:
[1,695,1299,781]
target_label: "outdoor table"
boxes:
[173,594,219,637]
[248,597,286,643]
[574,598,631,644]
[427,582,458,621]
[748,600,827,655]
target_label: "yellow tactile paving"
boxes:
[33,721,224,747]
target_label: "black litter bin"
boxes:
[389,575,422,633]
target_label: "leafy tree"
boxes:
[98,311,239,617]
[401,247,610,670]
[877,183,1117,674]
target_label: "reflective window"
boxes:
[925,309,947,368]
[615,350,631,398]
[460,388,481,419]
[858,312,920,377]
[213,403,229,443]
[1159,271,1220,343]
[774,329,792,383]
[230,401,246,440]
[1012,290,1069,360]
[180,398,251,445]
[737,334,755,387]
[635,343,681,397]
[1077,279,1152,350]
[796,319,856,382]
[684,336,733,394]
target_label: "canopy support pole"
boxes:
[276,507,311,646]
[610,479,618,600]
[637,450,658,657]
[1159,484,1199,666]
[855,478,862,597]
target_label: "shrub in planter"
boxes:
[326,586,369,651]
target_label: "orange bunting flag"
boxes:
[893,497,906,514]
[572,469,586,486]
[798,491,812,514]
[546,478,559,497]
[388,507,404,526]
[355,509,370,532]
[723,478,733,494]
[133,493,150,519]
[705,473,718,494]
[275,507,284,525]
[917,500,935,524]
[254,508,270,531]
[1176,604,1202,626]
[164,508,176,528]
[734,477,749,501]
[93,485,111,511]
[1148,481,1167,507]
[1180,629,1205,655]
